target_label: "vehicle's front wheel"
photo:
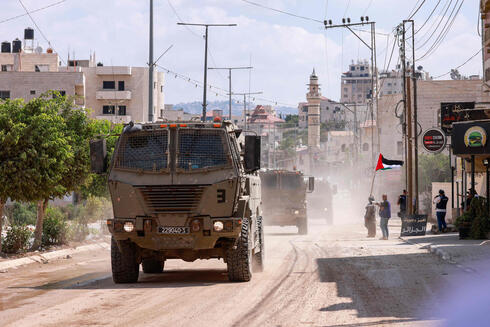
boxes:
[142,258,164,274]
[227,218,252,282]
[111,237,139,283]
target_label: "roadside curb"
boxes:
[0,241,110,272]
[399,236,454,263]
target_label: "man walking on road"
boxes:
[397,189,407,217]
[434,189,448,233]
[364,196,376,237]
[377,194,391,240]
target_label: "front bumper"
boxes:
[107,217,242,251]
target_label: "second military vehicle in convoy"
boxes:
[90,120,263,283]
[259,170,314,234]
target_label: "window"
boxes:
[178,129,229,170]
[118,81,125,91]
[343,87,348,92]
[118,105,126,115]
[350,66,355,71]
[52,91,66,98]
[103,81,115,89]
[363,143,369,151]
[397,141,403,155]
[388,91,392,95]
[1,64,13,72]
[161,85,164,93]
[341,144,346,152]
[35,64,49,72]
[0,90,10,99]
[154,82,157,89]
[30,90,36,95]
[103,105,115,114]
[360,66,365,71]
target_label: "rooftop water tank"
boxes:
[12,38,22,53]
[24,27,34,40]
[1,41,11,53]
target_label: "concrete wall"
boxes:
[0,52,59,72]
[0,71,84,102]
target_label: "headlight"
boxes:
[294,210,299,215]
[213,221,224,232]
[191,219,201,232]
[123,221,134,232]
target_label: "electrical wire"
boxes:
[415,0,454,50]
[410,0,443,38]
[407,0,427,20]
[17,0,66,65]
[363,0,374,16]
[432,48,482,79]
[0,0,67,24]
[240,0,322,23]
[343,0,351,18]
[417,0,464,61]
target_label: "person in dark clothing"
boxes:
[397,190,407,216]
[377,194,391,240]
[364,196,376,237]
[433,189,448,232]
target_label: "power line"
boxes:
[240,0,322,23]
[417,0,464,61]
[410,0,443,38]
[415,0,454,50]
[407,0,427,20]
[432,48,482,79]
[363,0,374,15]
[0,0,67,24]
[17,0,66,65]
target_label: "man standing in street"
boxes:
[397,190,407,217]
[364,196,376,237]
[377,194,391,240]
[434,189,448,233]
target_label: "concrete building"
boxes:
[298,98,351,128]
[0,28,165,123]
[159,105,200,121]
[481,0,490,84]
[341,60,373,104]
[379,68,403,97]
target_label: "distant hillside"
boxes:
[173,100,297,118]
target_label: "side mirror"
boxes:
[307,176,315,193]
[244,135,261,173]
[90,139,107,174]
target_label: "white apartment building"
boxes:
[0,28,164,123]
[341,60,373,104]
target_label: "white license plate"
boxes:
[158,226,190,234]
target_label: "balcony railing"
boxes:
[96,66,132,75]
[96,90,132,100]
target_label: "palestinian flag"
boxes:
[375,154,404,171]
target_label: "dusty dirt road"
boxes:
[0,218,463,327]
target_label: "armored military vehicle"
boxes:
[259,170,314,234]
[90,120,263,283]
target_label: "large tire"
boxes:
[297,218,308,235]
[252,216,264,273]
[142,258,164,274]
[227,217,252,282]
[111,237,139,283]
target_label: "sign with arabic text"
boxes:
[441,102,480,135]
[422,128,446,153]
[400,215,428,236]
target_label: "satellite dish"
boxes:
[35,46,43,54]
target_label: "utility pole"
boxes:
[208,66,253,120]
[406,75,413,215]
[324,17,377,168]
[177,23,237,121]
[148,0,154,122]
[233,91,262,129]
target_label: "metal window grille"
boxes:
[177,129,229,170]
[115,130,168,171]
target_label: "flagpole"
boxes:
[370,171,377,197]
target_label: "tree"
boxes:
[0,99,26,253]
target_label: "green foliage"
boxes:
[1,226,32,254]
[284,114,299,124]
[455,196,490,239]
[321,120,347,132]
[418,153,451,193]
[7,202,37,226]
[42,206,68,246]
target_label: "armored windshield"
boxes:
[114,130,169,171]
[281,174,303,190]
[177,129,231,171]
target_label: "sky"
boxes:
[1,0,483,107]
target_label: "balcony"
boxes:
[96,90,132,100]
[96,66,132,76]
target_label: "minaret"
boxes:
[306,68,321,149]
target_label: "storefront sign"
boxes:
[422,128,446,153]
[441,102,482,134]
[400,215,428,236]
[452,121,490,155]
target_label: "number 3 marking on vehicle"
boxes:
[217,189,226,203]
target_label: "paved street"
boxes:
[0,217,474,327]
